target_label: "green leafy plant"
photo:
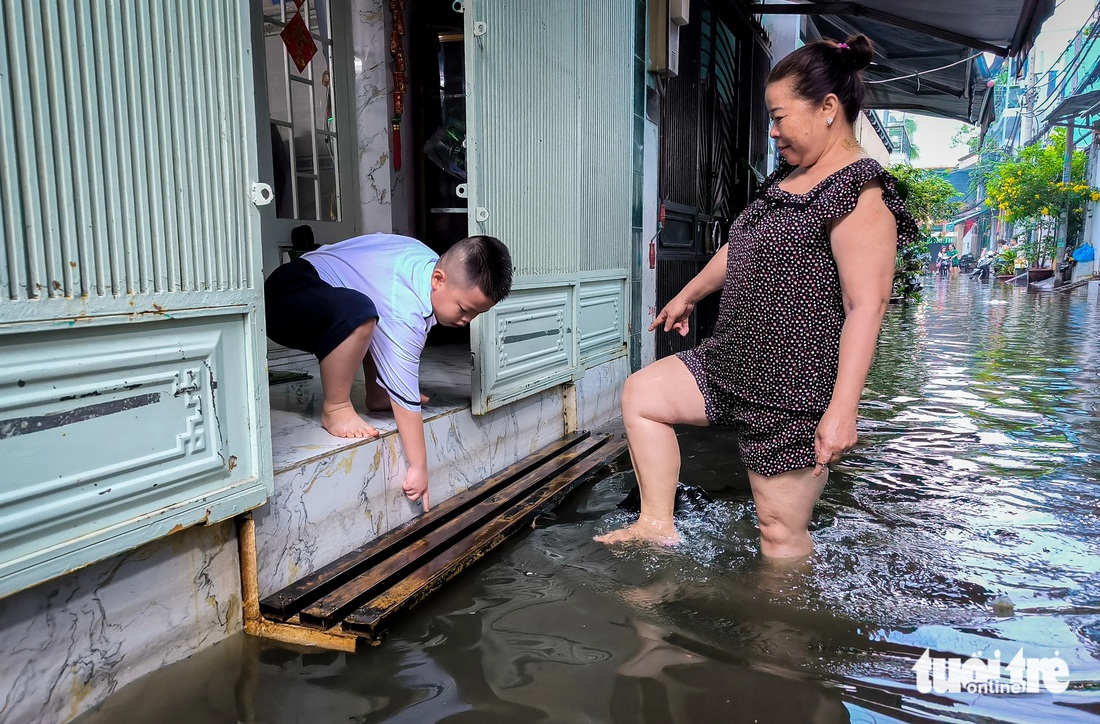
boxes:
[889,165,961,300]
[996,245,1018,275]
[984,128,1098,264]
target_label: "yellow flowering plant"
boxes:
[986,129,1096,226]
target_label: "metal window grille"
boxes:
[262,0,342,223]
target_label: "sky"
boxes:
[908,0,1097,168]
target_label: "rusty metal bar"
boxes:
[236,513,360,652]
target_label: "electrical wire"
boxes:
[1014,36,1095,122]
[864,53,982,85]
[985,3,1100,148]
[1028,4,1100,115]
[1033,2,1086,78]
[1031,43,1094,115]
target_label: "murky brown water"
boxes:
[77,277,1100,723]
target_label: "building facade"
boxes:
[1,1,1059,720]
[955,2,1100,269]
[0,2,771,721]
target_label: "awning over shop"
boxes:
[955,204,989,222]
[750,1,1057,124]
[1046,89,1100,126]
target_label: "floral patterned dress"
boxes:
[677,158,918,476]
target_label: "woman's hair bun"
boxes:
[838,34,873,71]
[767,33,874,123]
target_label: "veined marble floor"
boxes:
[267,344,474,473]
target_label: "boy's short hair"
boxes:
[439,235,513,302]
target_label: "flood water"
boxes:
[78,277,1100,723]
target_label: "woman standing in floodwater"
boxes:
[597,35,917,557]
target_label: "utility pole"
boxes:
[1022,71,1036,144]
[1054,118,1075,286]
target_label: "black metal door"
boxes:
[656,2,769,359]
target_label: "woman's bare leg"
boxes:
[747,466,828,559]
[595,355,708,545]
[319,320,380,438]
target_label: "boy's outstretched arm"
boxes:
[392,402,430,511]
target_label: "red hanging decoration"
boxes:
[390,0,406,170]
[392,119,402,171]
[281,10,317,73]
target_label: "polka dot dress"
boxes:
[677,157,918,476]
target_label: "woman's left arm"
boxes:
[815,179,899,476]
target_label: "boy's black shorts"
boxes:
[264,257,379,361]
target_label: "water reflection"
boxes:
[76,278,1100,723]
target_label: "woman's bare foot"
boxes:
[321,401,380,438]
[595,516,680,546]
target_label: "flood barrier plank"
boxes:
[341,436,629,640]
[296,434,612,629]
[297,433,611,624]
[255,431,628,644]
[259,432,592,621]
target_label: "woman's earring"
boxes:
[825,117,834,126]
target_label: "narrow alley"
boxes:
[75,277,1100,723]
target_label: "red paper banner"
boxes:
[281,11,316,73]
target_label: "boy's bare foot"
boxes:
[321,401,380,438]
[595,516,679,546]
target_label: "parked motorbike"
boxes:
[1059,259,1074,283]
[970,253,995,281]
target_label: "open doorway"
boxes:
[408,1,471,347]
[256,1,482,431]
[253,0,359,274]
[253,0,361,379]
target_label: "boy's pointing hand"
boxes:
[403,465,430,512]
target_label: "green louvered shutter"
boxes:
[464,0,633,414]
[0,1,272,598]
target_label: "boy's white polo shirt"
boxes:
[302,233,438,412]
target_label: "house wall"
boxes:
[354,0,413,235]
[0,2,636,721]
[1074,131,1099,282]
[855,115,892,166]
[576,356,632,431]
[0,522,242,724]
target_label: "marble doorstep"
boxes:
[255,343,572,598]
[267,343,474,473]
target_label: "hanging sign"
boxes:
[281,10,317,73]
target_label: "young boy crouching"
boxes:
[264,233,512,509]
